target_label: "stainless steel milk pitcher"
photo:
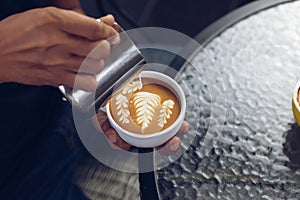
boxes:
[59,23,146,117]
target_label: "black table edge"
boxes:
[194,0,297,47]
[138,148,159,200]
[142,1,298,200]
[170,0,297,74]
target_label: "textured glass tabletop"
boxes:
[155,1,300,199]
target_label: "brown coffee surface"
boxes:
[110,79,180,135]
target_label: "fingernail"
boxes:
[170,142,179,151]
[108,134,117,143]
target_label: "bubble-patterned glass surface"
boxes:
[155,1,300,199]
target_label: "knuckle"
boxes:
[36,7,59,27]
[44,6,59,15]
[33,8,63,49]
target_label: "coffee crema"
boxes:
[109,78,180,135]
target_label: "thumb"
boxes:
[92,110,107,132]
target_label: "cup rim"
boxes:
[106,71,186,139]
[293,81,300,112]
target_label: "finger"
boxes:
[156,136,181,156]
[96,111,108,125]
[107,140,131,151]
[92,111,108,132]
[105,128,131,150]
[98,15,120,45]
[93,111,131,150]
[112,139,131,151]
[69,39,111,60]
[59,9,117,40]
[101,120,110,132]
[77,59,105,74]
[176,121,190,137]
[64,55,105,74]
[100,14,115,26]
[64,72,97,91]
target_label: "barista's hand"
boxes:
[0,8,118,91]
[92,111,190,155]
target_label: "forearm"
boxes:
[54,0,84,13]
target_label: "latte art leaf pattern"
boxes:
[116,94,130,124]
[122,80,143,95]
[158,100,175,128]
[132,92,160,132]
[112,80,179,134]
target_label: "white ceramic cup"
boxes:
[105,71,186,148]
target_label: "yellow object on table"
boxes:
[292,81,300,126]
